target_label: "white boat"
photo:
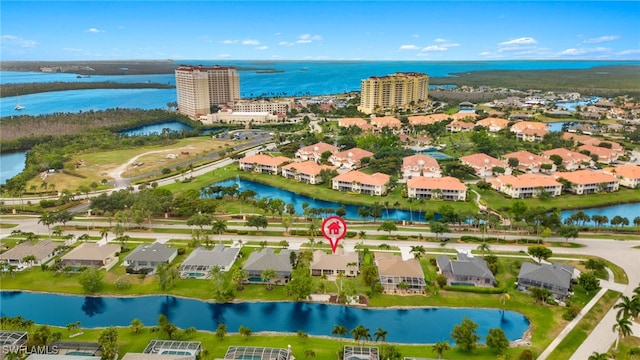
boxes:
[15,96,25,110]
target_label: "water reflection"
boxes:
[81,297,106,317]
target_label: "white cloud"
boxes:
[87,28,104,33]
[256,46,268,50]
[222,39,239,44]
[499,37,537,46]
[399,44,419,50]
[278,41,293,46]
[62,48,83,52]
[296,33,322,44]
[498,45,537,53]
[558,47,610,56]
[216,54,232,58]
[479,51,492,56]
[412,34,420,38]
[242,39,260,45]
[583,35,619,44]
[422,45,447,52]
[434,38,447,43]
[0,35,37,47]
[618,49,640,55]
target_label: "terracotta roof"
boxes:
[299,142,339,154]
[460,153,507,169]
[604,164,640,179]
[475,117,510,129]
[510,121,549,133]
[542,148,592,163]
[492,174,561,189]
[407,176,466,191]
[502,150,553,166]
[520,128,549,136]
[332,148,374,161]
[577,144,617,157]
[407,114,450,125]
[402,154,440,170]
[371,116,402,128]
[332,170,390,186]
[450,112,477,120]
[240,154,291,167]
[447,120,476,129]
[338,118,368,127]
[554,169,618,185]
[282,161,335,176]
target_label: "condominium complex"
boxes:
[230,100,290,114]
[358,72,429,114]
[175,65,240,118]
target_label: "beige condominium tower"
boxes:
[175,65,240,118]
[358,72,429,114]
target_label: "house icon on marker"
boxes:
[327,221,341,235]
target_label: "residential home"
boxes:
[281,161,336,184]
[510,121,548,134]
[338,117,368,128]
[508,113,534,121]
[343,347,379,360]
[563,133,624,153]
[295,142,339,162]
[310,248,359,277]
[459,153,512,178]
[238,154,291,175]
[407,114,450,126]
[554,170,619,194]
[603,164,640,188]
[375,252,426,293]
[401,154,441,179]
[179,245,241,278]
[475,117,510,132]
[220,346,290,360]
[435,251,496,288]
[0,239,59,268]
[446,120,475,133]
[517,262,574,301]
[490,174,562,198]
[502,150,556,173]
[123,242,178,274]
[331,170,390,196]
[329,148,374,169]
[243,248,295,285]
[406,176,467,201]
[542,148,593,171]
[516,128,549,142]
[577,144,619,164]
[60,243,120,269]
[135,339,201,360]
[370,116,402,129]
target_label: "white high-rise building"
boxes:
[175,65,240,118]
[358,72,429,114]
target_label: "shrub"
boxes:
[443,285,505,294]
[237,230,248,235]
[177,248,186,255]
[114,276,131,290]
[436,274,447,288]
[518,349,534,360]
[562,305,581,321]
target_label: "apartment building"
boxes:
[554,170,619,194]
[281,161,336,185]
[459,153,512,178]
[502,150,556,173]
[490,174,562,198]
[358,72,429,114]
[295,142,339,163]
[175,65,240,118]
[406,176,467,201]
[475,117,510,132]
[603,164,640,188]
[578,144,619,164]
[542,148,593,171]
[238,154,291,175]
[401,154,442,179]
[331,171,390,196]
[329,148,374,170]
[229,100,290,114]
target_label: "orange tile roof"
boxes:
[555,170,618,185]
[542,148,592,163]
[299,142,338,154]
[407,176,466,191]
[604,164,640,179]
[407,114,450,125]
[510,121,549,133]
[332,170,390,186]
[448,120,476,129]
[493,174,561,189]
[475,117,510,129]
[371,116,402,128]
[402,154,440,170]
[339,118,368,127]
[332,148,374,161]
[520,128,549,136]
[460,153,507,168]
[241,154,291,167]
[502,151,552,166]
[577,144,617,157]
[282,161,335,176]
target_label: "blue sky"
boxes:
[1,1,639,61]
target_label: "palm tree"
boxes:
[38,211,55,238]
[612,316,633,351]
[477,242,491,257]
[331,324,348,348]
[215,323,227,340]
[431,341,450,359]
[614,295,640,320]
[231,268,248,291]
[130,318,143,333]
[410,245,426,260]
[238,325,252,340]
[374,327,388,352]
[588,352,610,360]
[261,269,277,290]
[350,324,371,345]
[99,227,110,243]
[304,349,316,359]
[211,219,227,244]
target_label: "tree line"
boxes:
[1,81,174,98]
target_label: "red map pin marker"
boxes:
[321,216,347,254]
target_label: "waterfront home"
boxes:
[436,250,496,288]
[281,161,336,184]
[517,262,574,301]
[490,174,562,198]
[243,248,295,285]
[603,164,640,188]
[0,331,28,348]
[407,114,450,126]
[370,116,402,129]
[221,346,290,360]
[295,142,338,162]
[401,154,442,179]
[238,154,291,175]
[123,242,177,274]
[0,239,58,269]
[331,170,390,196]
[577,144,619,164]
[338,117,368,128]
[554,169,619,194]
[60,243,120,270]
[344,347,379,360]
[475,117,510,132]
[502,150,556,173]
[542,148,593,171]
[179,245,241,279]
[406,176,467,201]
[563,133,624,153]
[510,121,548,134]
[329,148,374,169]
[310,248,359,278]
[446,120,475,133]
[136,340,201,360]
[459,101,475,110]
[45,341,102,358]
[459,153,512,178]
[508,113,534,121]
[516,128,549,142]
[375,252,426,293]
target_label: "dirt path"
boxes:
[107,149,172,187]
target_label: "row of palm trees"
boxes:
[611,285,640,353]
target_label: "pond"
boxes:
[560,202,640,227]
[0,151,27,185]
[206,178,427,222]
[119,121,194,136]
[0,291,530,344]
